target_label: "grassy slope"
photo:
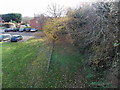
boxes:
[42,43,86,88]
[0,42,2,89]
[2,38,85,88]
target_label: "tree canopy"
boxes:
[1,13,22,23]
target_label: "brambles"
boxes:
[66,1,119,70]
[42,1,120,87]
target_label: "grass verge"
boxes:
[2,38,85,88]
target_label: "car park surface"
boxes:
[2,32,35,42]
[0,28,44,42]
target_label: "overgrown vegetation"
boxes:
[43,1,120,88]
[67,2,120,70]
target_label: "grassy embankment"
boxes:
[2,38,86,88]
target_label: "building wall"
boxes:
[30,17,42,30]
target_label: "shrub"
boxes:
[43,17,69,40]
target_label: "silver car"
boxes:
[0,34,12,42]
[30,28,38,32]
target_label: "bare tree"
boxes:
[47,3,65,17]
[22,16,33,24]
[32,14,46,29]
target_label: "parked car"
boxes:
[19,28,25,32]
[10,35,23,42]
[4,28,12,32]
[25,28,31,32]
[0,34,12,42]
[30,28,38,32]
[12,28,19,32]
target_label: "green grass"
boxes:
[2,39,48,88]
[2,39,85,88]
[42,44,85,88]
[0,42,2,89]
